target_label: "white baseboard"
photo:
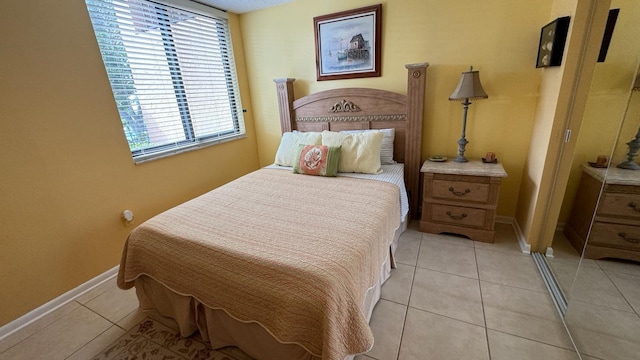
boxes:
[0,217,537,339]
[544,222,565,258]
[545,247,555,258]
[0,265,119,341]
[496,215,531,254]
[495,215,512,224]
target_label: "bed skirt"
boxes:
[133,221,407,360]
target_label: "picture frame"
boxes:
[313,4,381,81]
[597,9,619,62]
[536,16,570,68]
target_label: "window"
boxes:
[85,0,245,162]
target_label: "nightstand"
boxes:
[564,164,640,261]
[420,160,507,243]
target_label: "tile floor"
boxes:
[356,223,583,360]
[546,232,640,360]
[0,223,583,360]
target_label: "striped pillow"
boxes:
[321,130,383,174]
[341,128,395,164]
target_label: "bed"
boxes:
[117,63,428,360]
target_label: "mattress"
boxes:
[267,163,409,222]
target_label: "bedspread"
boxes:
[117,168,401,360]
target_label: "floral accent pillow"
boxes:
[293,144,341,177]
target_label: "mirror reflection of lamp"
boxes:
[617,74,640,170]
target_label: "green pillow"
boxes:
[293,144,341,177]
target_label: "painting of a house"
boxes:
[347,33,370,60]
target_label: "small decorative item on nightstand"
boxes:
[588,155,609,168]
[428,155,448,162]
[482,152,497,163]
[420,160,507,243]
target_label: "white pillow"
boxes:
[342,128,396,164]
[274,131,322,166]
[321,130,383,174]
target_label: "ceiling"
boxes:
[198,0,294,14]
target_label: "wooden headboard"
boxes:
[274,63,428,219]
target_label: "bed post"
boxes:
[405,63,429,220]
[274,78,296,133]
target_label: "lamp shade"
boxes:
[449,66,488,100]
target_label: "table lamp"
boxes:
[449,66,488,162]
[616,74,640,170]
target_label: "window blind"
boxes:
[85,0,245,162]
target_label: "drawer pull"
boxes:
[628,202,640,213]
[448,187,471,196]
[618,232,640,244]
[446,211,467,221]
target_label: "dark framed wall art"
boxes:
[313,4,381,81]
[536,16,571,68]
[597,8,620,62]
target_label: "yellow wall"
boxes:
[558,0,640,223]
[0,0,260,326]
[240,0,554,218]
[1,0,613,328]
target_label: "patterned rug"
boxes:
[92,317,253,360]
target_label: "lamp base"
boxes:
[455,135,469,163]
[617,161,640,170]
[454,155,468,163]
[616,131,640,170]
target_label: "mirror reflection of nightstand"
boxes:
[564,164,640,261]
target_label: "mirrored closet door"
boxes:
[539,1,640,358]
[560,64,640,360]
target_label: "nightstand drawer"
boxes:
[598,193,640,220]
[427,204,486,228]
[590,222,640,251]
[431,180,490,203]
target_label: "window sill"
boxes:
[133,133,247,165]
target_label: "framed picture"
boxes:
[597,8,620,62]
[536,16,570,68]
[314,4,381,81]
